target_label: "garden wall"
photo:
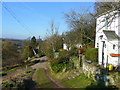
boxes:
[82,55,120,88]
[82,55,99,81]
[106,72,120,87]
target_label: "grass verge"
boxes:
[1,60,40,76]
[34,68,57,88]
[50,66,97,88]
[62,73,97,88]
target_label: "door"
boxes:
[102,41,105,65]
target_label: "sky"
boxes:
[2,2,95,40]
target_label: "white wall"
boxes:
[107,41,120,66]
[95,10,119,48]
[75,44,82,48]
[95,10,120,67]
[63,43,82,50]
[63,43,68,50]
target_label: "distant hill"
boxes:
[0,38,23,42]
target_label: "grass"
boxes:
[50,68,79,80]
[34,68,57,88]
[0,66,24,76]
[25,69,35,76]
[1,60,40,76]
[62,73,97,88]
[49,55,97,88]
[50,67,97,88]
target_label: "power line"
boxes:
[1,1,33,36]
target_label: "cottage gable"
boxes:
[103,30,120,41]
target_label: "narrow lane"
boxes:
[1,56,65,88]
[31,56,65,88]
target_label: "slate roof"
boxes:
[103,30,120,41]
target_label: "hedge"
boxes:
[50,50,75,73]
[85,48,98,62]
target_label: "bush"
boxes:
[85,48,98,62]
[71,46,79,50]
[45,48,54,59]
[50,53,74,73]
[59,50,67,57]
[2,81,15,88]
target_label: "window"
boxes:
[113,45,115,49]
[97,43,99,47]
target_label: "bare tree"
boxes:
[64,10,96,45]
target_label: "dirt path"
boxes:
[45,68,65,88]
[1,56,48,82]
[1,56,65,88]
[31,56,65,88]
[1,67,32,82]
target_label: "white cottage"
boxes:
[63,43,82,51]
[95,10,120,68]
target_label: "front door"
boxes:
[102,41,105,65]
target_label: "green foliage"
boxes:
[71,46,79,50]
[50,50,75,73]
[1,60,39,76]
[64,10,95,45]
[40,34,63,59]
[46,47,54,59]
[2,41,21,67]
[2,81,15,88]
[68,49,78,56]
[85,48,98,62]
[70,56,80,69]
[31,36,37,48]
[21,44,34,59]
[87,42,94,47]
[63,73,97,88]
[25,69,35,75]
[59,50,68,57]
[0,66,22,75]
[34,68,56,88]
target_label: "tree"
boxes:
[47,20,59,53]
[2,41,21,67]
[94,2,120,16]
[64,10,96,46]
[21,44,34,59]
[31,36,37,48]
[40,21,63,58]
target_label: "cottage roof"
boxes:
[103,30,120,41]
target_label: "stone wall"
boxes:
[82,55,99,81]
[82,55,120,88]
[106,72,120,87]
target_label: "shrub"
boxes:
[71,46,79,50]
[50,53,74,73]
[2,81,14,88]
[45,48,54,59]
[68,49,78,56]
[59,50,68,57]
[85,42,95,48]
[85,48,98,62]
